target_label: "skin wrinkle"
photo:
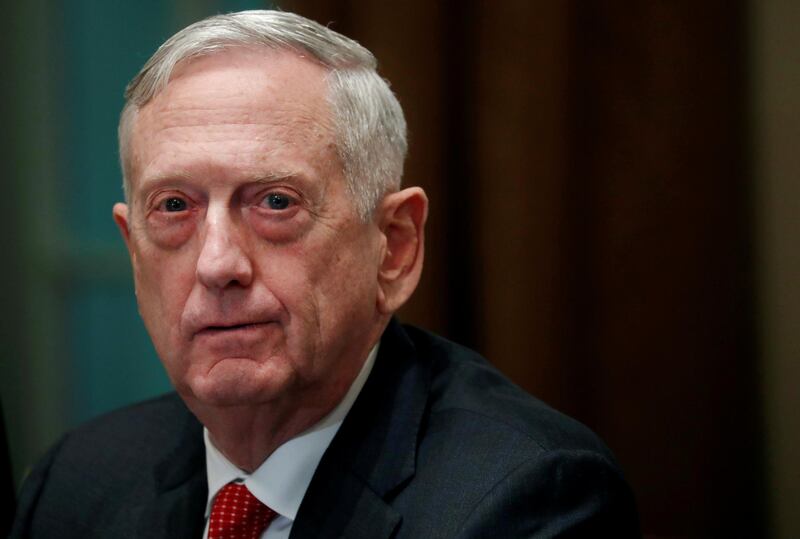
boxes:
[114,46,427,472]
[139,173,326,219]
[122,48,349,214]
[131,86,335,197]
[115,50,361,470]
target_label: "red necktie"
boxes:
[208,482,277,539]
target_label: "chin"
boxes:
[182,358,290,407]
[192,384,267,406]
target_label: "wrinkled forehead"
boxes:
[140,46,333,132]
[126,47,339,182]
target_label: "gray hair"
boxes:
[119,10,407,219]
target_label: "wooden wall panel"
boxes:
[277,1,761,535]
[279,0,448,333]
[473,3,574,410]
[567,2,759,536]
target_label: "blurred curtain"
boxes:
[279,1,760,537]
[0,0,272,505]
[0,0,761,536]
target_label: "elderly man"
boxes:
[12,10,639,538]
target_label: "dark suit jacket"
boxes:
[11,321,640,538]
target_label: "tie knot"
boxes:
[208,482,276,539]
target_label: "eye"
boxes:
[162,197,187,212]
[262,192,293,210]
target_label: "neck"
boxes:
[200,398,334,472]
[188,334,383,472]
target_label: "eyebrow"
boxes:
[252,172,300,184]
[136,169,322,208]
[138,169,304,191]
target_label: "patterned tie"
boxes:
[208,482,277,539]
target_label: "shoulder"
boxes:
[395,324,640,537]
[47,392,198,475]
[403,324,614,457]
[11,393,202,538]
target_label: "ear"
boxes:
[375,187,428,314]
[112,202,133,252]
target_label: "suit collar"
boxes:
[343,319,429,496]
[128,319,429,539]
[291,319,430,538]
[133,399,208,539]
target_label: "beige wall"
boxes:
[753,2,800,538]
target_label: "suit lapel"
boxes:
[123,320,428,539]
[291,320,430,539]
[289,471,401,539]
[132,404,208,539]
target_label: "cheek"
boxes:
[305,232,380,321]
[131,240,196,339]
[253,238,362,323]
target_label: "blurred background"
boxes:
[0,1,797,537]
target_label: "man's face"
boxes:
[115,48,386,411]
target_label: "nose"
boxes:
[196,206,253,290]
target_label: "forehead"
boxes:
[128,47,336,186]
[143,46,332,125]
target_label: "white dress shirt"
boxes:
[202,344,378,539]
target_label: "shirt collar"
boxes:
[204,343,379,521]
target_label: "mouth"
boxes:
[194,321,273,338]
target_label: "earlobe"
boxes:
[112,202,132,250]
[376,187,428,314]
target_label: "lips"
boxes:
[192,321,274,339]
